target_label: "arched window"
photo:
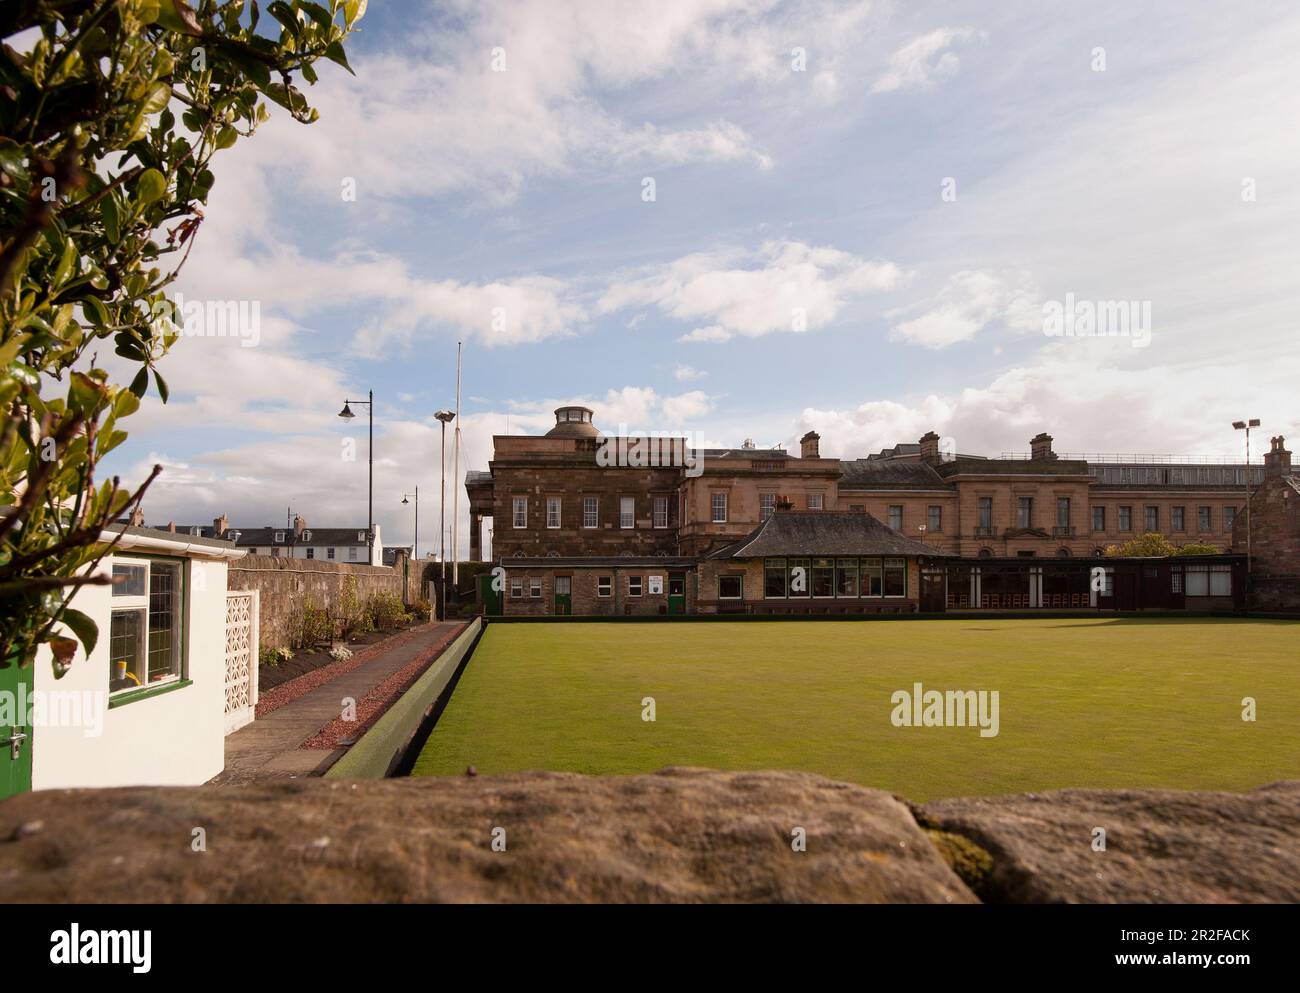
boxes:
[977,547,993,559]
[1058,547,1072,557]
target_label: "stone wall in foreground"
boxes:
[2,769,1296,903]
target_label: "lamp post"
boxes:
[1232,418,1260,607]
[401,486,419,562]
[435,409,456,620]
[338,390,374,562]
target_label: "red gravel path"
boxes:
[299,622,467,750]
[255,622,458,719]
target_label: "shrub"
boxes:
[367,591,405,631]
[259,647,280,668]
[335,576,364,640]
[328,645,354,662]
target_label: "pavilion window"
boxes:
[835,557,859,597]
[764,558,787,598]
[811,558,834,598]
[788,557,810,597]
[861,558,883,597]
[883,557,906,597]
[977,498,992,530]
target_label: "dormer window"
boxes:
[190,526,202,536]
[274,531,285,543]
[357,530,366,542]
[302,529,313,542]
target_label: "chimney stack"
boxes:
[775,495,795,512]
[213,513,229,537]
[128,505,145,527]
[1264,436,1292,477]
[919,431,941,464]
[800,430,821,459]
[1029,432,1056,461]
[293,513,307,537]
[166,521,176,533]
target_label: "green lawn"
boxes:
[411,618,1300,800]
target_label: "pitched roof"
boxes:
[707,511,953,559]
[838,459,948,488]
[153,524,370,545]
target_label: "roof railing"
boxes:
[997,452,1248,465]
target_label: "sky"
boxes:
[90,0,1300,558]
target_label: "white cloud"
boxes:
[889,270,1040,349]
[600,240,903,343]
[871,27,984,94]
[674,364,707,381]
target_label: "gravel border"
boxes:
[299,623,467,750]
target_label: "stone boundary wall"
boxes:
[228,555,406,652]
[1250,573,1300,613]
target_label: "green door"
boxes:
[554,576,572,615]
[0,655,33,800]
[668,572,686,615]
[478,573,502,616]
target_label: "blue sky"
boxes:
[99,0,1300,556]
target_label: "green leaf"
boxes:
[59,609,99,657]
[137,168,168,205]
[129,367,150,397]
[53,238,77,287]
[344,0,368,27]
[267,2,301,37]
[302,2,334,28]
[215,126,238,150]
[101,195,121,242]
[82,296,110,328]
[324,40,354,75]
[152,369,170,403]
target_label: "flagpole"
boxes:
[452,341,462,592]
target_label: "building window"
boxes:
[597,576,611,597]
[977,497,993,530]
[271,547,280,558]
[849,504,864,512]
[306,548,315,559]
[764,558,787,598]
[1098,567,1114,596]
[861,557,883,596]
[510,578,523,598]
[760,494,776,519]
[512,496,528,529]
[711,492,727,523]
[555,576,571,596]
[628,576,643,597]
[546,496,561,529]
[653,496,669,529]
[1118,506,1132,531]
[1056,498,1071,528]
[348,546,358,561]
[807,493,824,511]
[1092,506,1106,532]
[529,578,542,598]
[620,496,636,529]
[1198,506,1212,531]
[1172,506,1186,532]
[836,557,859,597]
[1144,506,1158,532]
[787,558,809,597]
[1185,564,1232,596]
[719,575,743,599]
[928,506,942,532]
[883,557,906,597]
[357,531,367,542]
[1224,506,1237,530]
[327,547,335,559]
[811,558,835,597]
[109,559,182,694]
[1017,497,1033,529]
[274,531,285,543]
[888,505,902,531]
[1171,569,1183,594]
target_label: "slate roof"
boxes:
[838,459,948,488]
[707,511,954,559]
[154,524,370,546]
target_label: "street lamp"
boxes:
[435,409,456,620]
[1233,418,1261,605]
[338,390,374,562]
[401,486,419,562]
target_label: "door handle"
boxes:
[1,728,27,760]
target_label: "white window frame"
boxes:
[274,531,285,543]
[109,557,184,697]
[529,578,543,598]
[583,496,599,529]
[760,493,776,519]
[513,496,528,529]
[711,492,727,523]
[807,493,823,511]
[510,578,523,598]
[653,496,669,529]
[597,576,612,597]
[719,574,743,600]
[628,576,643,597]
[620,496,635,529]
[546,496,562,529]
[348,546,358,561]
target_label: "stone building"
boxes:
[1232,436,1300,610]
[465,405,1262,616]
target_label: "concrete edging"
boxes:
[323,617,482,779]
